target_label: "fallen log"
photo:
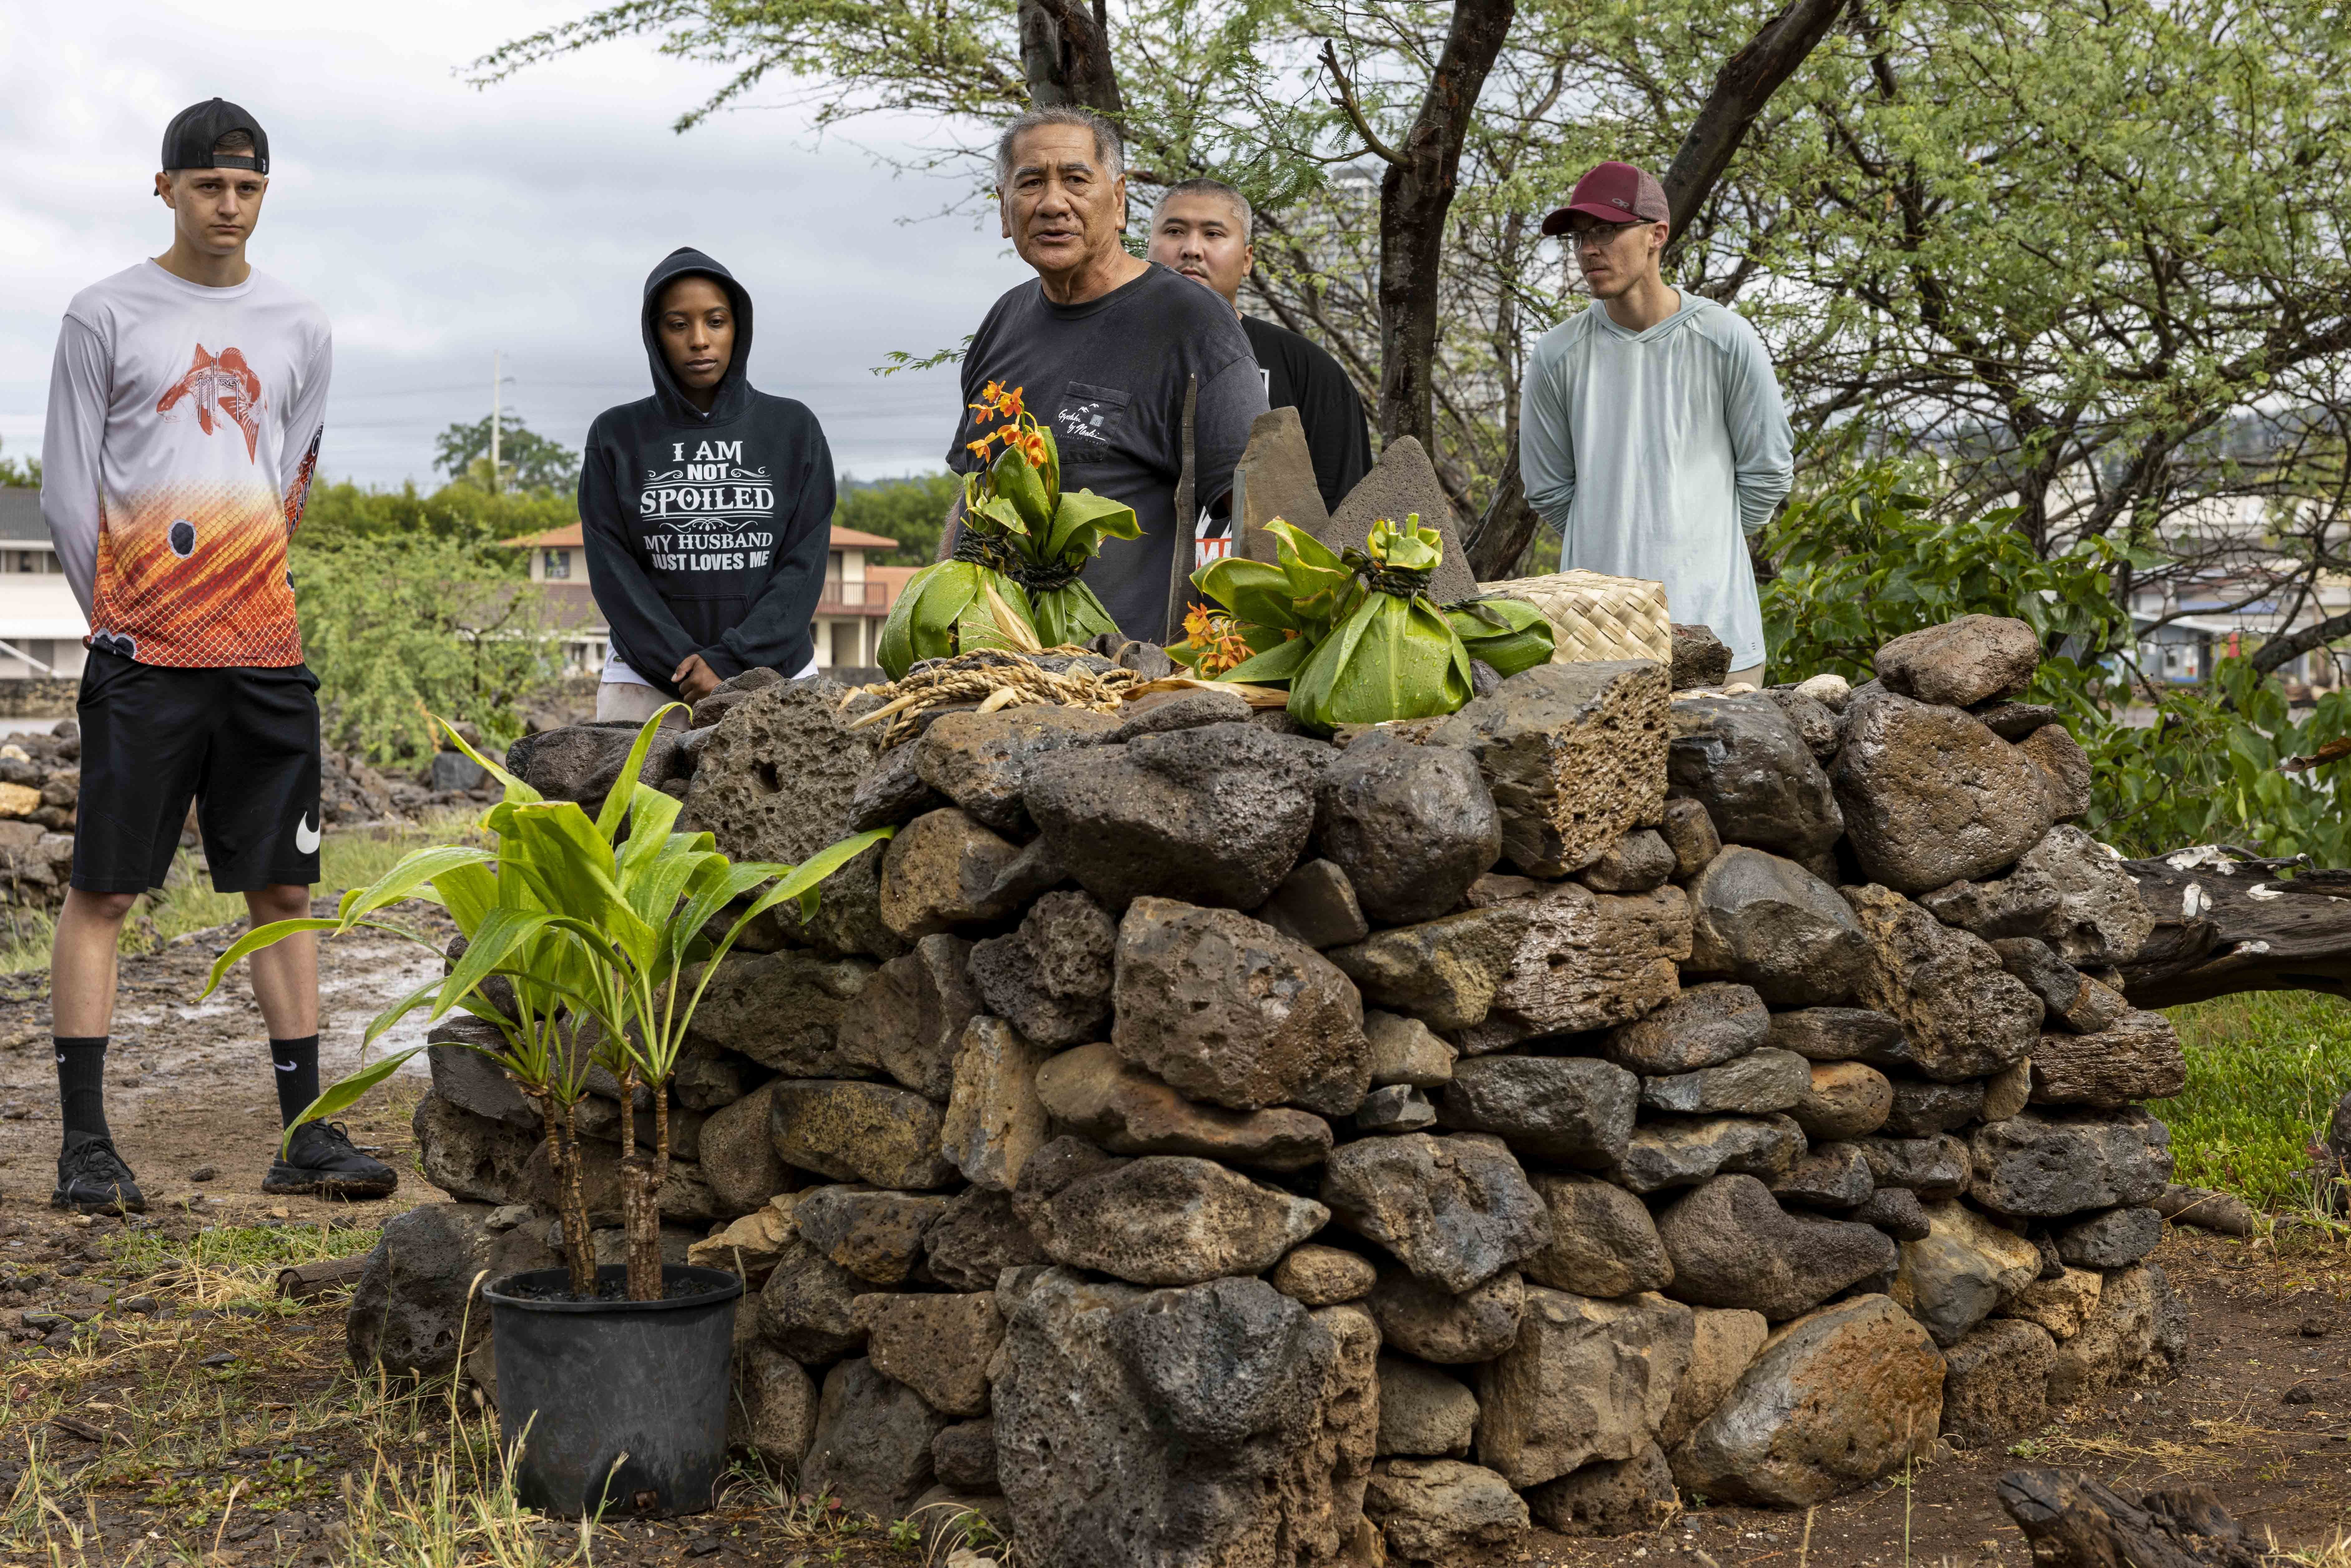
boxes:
[2115,847,2351,1009]
[276,1254,371,1301]
[1996,1469,2274,1568]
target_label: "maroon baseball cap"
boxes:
[1540,161,1669,236]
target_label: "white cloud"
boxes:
[0,0,1027,486]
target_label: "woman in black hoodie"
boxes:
[580,248,835,718]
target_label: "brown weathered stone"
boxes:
[1522,1171,1673,1297]
[877,807,1025,938]
[1604,981,1769,1074]
[1789,1061,1893,1142]
[1369,1267,1526,1364]
[1659,797,1722,879]
[1320,1132,1552,1294]
[1832,688,2059,894]
[914,706,1119,835]
[833,934,979,1100]
[1014,1140,1329,1287]
[1939,1318,2055,1447]
[1475,1287,1694,1488]
[1844,883,2043,1082]
[1686,848,1870,1006]
[941,1015,1051,1191]
[1272,1244,1379,1306]
[1875,616,2040,707]
[768,1079,956,1190]
[685,948,876,1076]
[2017,723,2092,820]
[2028,1011,2187,1107]
[1035,1041,1335,1170]
[1888,1199,2042,1346]
[1658,1306,1770,1448]
[854,1291,1005,1417]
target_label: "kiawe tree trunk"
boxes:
[1018,0,1124,115]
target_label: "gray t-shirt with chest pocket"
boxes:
[948,262,1269,641]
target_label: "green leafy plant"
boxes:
[1288,516,1476,732]
[203,711,891,1300]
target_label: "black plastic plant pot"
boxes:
[483,1263,744,1519]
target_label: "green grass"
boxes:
[0,810,484,974]
[2161,989,2351,1213]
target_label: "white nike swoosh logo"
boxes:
[295,813,321,854]
[274,1061,299,1072]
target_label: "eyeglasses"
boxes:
[1568,225,1635,251]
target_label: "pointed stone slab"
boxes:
[1230,407,1330,563]
[1321,435,1479,603]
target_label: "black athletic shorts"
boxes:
[72,649,323,895]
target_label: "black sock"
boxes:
[56,1036,110,1147]
[270,1035,321,1129]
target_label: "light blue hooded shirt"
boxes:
[1519,293,1794,670]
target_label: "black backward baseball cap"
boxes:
[161,99,269,174]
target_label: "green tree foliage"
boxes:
[0,439,38,489]
[292,532,567,765]
[434,412,581,496]
[1764,459,2351,864]
[298,478,576,555]
[835,473,959,564]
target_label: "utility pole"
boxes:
[490,350,502,496]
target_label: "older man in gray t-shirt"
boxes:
[1520,162,1794,683]
[947,107,1267,643]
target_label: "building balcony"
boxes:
[818,580,900,615]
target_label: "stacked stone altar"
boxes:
[378,612,2189,1566]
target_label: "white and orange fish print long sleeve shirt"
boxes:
[40,260,331,668]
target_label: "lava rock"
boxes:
[1851,1135,1973,1201]
[2053,1206,2164,1268]
[1364,1458,1528,1563]
[1881,1076,1986,1137]
[1034,1042,1335,1170]
[1686,847,1870,1005]
[1437,1055,1640,1167]
[1656,1175,1898,1321]
[411,1091,535,1207]
[921,1186,1048,1293]
[940,1015,1051,1191]
[1257,858,1372,949]
[1761,686,1843,762]
[1875,616,2040,707]
[1111,897,1369,1113]
[914,707,1120,835]
[347,1203,561,1379]
[2018,723,2093,820]
[1355,1084,1437,1132]
[1852,1187,1932,1241]
[768,1079,957,1190]
[967,891,1116,1051]
[1023,722,1327,911]
[800,1356,950,1523]
[1364,1010,1456,1088]
[1658,1306,1770,1448]
[1578,829,1677,894]
[685,948,877,1076]
[1990,937,2128,1034]
[1012,1140,1328,1287]
[1522,1171,1673,1297]
[2047,1263,2159,1402]
[931,1419,998,1492]
[1376,1358,1480,1457]
[834,935,979,1100]
[1659,797,1722,879]
[1889,1199,2041,1345]
[1315,733,1502,924]
[1939,1318,2055,1448]
[1968,1109,2173,1217]
[1320,1132,1552,1294]
[1369,1268,1527,1364]
[793,1186,951,1285]
[854,1291,1005,1418]
[1272,1244,1379,1307]
[1832,687,2059,894]
[1639,1047,1810,1116]
[729,1341,819,1462]
[1615,1113,1808,1195]
[1844,883,2043,1081]
[1670,623,1733,688]
[846,737,943,831]
[1772,1143,1876,1211]
[1789,1061,1893,1142]
[1474,1287,1694,1488]
[1526,1442,1679,1537]
[1996,1266,2103,1341]
[757,1239,869,1362]
[1667,693,1844,861]
[1765,1006,1908,1063]
[877,807,1026,938]
[2012,826,2155,966]
[1603,982,1770,1074]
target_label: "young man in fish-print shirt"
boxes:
[38,98,396,1212]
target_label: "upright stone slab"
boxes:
[1230,406,1333,556]
[1319,435,1479,602]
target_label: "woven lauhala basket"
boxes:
[1476,570,1671,665]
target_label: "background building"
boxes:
[0,489,89,680]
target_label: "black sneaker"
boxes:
[264,1121,399,1200]
[53,1136,146,1214]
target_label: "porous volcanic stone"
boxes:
[1257,858,1372,949]
[1438,1055,1640,1167]
[768,1079,956,1190]
[1995,1266,2102,1341]
[1377,1359,1479,1457]
[1844,883,2043,1081]
[1686,848,1870,1005]
[831,935,977,1101]
[854,1291,1005,1418]
[1364,1459,1529,1563]
[914,706,1120,835]
[1615,1114,1807,1195]
[1421,660,1671,877]
[729,1341,819,1462]
[1012,1139,1328,1286]
[686,948,876,1076]
[2018,723,2092,819]
[1523,1171,1672,1297]
[1658,1306,1770,1448]
[1668,694,1844,861]
[1320,1132,1551,1294]
[941,1015,1051,1192]
[1369,1267,1526,1364]
[1022,722,1326,911]
[929,1419,997,1491]
[1475,1288,1694,1488]
[2012,825,2155,965]
[1853,1188,1932,1240]
[1579,829,1676,894]
[846,736,942,831]
[921,1186,1047,1292]
[1875,616,2040,707]
[1762,686,1842,761]
[1851,1135,1973,1201]
[1604,981,1770,1074]
[1640,1047,1810,1116]
[1111,897,1368,1113]
[1832,688,2058,893]
[1330,882,1690,1046]
[2054,1206,2164,1268]
[801,1356,949,1522]
[793,1186,950,1285]
[511,721,688,815]
[1034,1042,1334,1170]
[966,891,1116,1050]
[877,807,1025,938]
[2047,1263,2158,1401]
[1668,1294,1944,1506]
[348,1203,560,1379]
[1917,870,2066,943]
[1670,623,1733,689]
[757,1239,869,1362]
[1526,1443,1679,1537]
[1657,1175,1898,1321]
[1659,797,1722,879]
[1364,1010,1456,1087]
[1790,1061,1893,1142]
[1355,1085,1437,1132]
[992,1270,1359,1568]
[1889,1199,2041,1346]
[1766,1006,1907,1063]
[2029,1011,2186,1107]
[1315,732,1502,924]
[412,1092,534,1206]
[1772,1143,1876,1211]
[1991,937,2128,1033]
[1105,685,1253,741]
[1940,1318,2055,1447]
[1981,1058,2033,1121]
[1968,1109,2173,1217]
[1273,1244,1379,1306]
[1882,1076,1986,1137]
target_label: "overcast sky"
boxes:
[0,1,1019,488]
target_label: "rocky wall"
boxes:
[375,614,2198,1565]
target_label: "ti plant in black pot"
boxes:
[206,709,889,1516]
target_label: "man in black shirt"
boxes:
[1148,178,1374,516]
[947,110,1267,642]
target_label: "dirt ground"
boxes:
[1,921,2347,1566]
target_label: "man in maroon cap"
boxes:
[1518,161,1793,685]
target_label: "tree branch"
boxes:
[1659,0,1855,239]
[2251,609,2351,676]
[1319,41,1409,168]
